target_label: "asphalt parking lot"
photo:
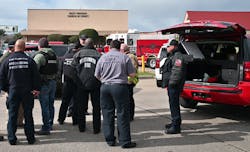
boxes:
[0,78,250,152]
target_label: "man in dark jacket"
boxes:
[0,39,41,145]
[161,39,187,134]
[57,40,81,125]
[71,38,101,134]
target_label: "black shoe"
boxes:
[0,136,3,141]
[93,129,100,134]
[79,127,85,132]
[165,123,172,129]
[36,129,50,135]
[67,111,72,117]
[9,140,17,145]
[165,126,181,134]
[57,119,64,125]
[28,138,36,145]
[121,142,136,149]
[107,140,116,146]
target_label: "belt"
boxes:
[102,83,127,85]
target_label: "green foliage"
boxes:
[0,29,5,37]
[68,35,79,43]
[47,34,68,44]
[79,29,99,43]
[13,33,23,40]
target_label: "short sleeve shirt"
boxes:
[95,49,135,84]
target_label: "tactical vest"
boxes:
[39,51,58,75]
[63,49,76,79]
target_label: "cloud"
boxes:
[0,0,250,32]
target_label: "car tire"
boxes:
[180,97,198,109]
[147,58,156,69]
[156,80,162,87]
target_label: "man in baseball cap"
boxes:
[79,34,89,47]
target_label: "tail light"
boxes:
[244,62,250,81]
[155,58,160,68]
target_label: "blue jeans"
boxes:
[39,80,56,131]
[100,84,131,146]
[7,88,35,142]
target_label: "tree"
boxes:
[0,29,5,37]
[13,33,23,40]
[47,34,68,44]
[68,35,79,44]
[79,29,99,43]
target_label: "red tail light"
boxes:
[155,58,160,68]
[244,62,250,81]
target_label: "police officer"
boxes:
[0,39,41,145]
[72,38,101,133]
[33,38,58,135]
[95,40,136,148]
[161,39,187,134]
[57,40,81,125]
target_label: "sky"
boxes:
[0,0,250,32]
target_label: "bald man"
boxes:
[0,39,41,145]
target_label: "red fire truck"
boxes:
[105,32,175,68]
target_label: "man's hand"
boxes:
[31,90,40,97]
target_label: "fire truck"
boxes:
[105,32,175,68]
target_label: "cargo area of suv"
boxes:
[159,20,250,107]
[180,41,240,86]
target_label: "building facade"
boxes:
[21,9,128,41]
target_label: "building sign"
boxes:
[67,12,89,18]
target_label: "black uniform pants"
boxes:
[6,89,35,142]
[77,86,101,132]
[58,79,78,123]
[128,84,135,120]
[100,84,131,146]
[167,86,182,127]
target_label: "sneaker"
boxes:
[121,142,136,149]
[36,129,50,135]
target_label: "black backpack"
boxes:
[76,56,100,90]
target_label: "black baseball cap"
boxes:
[8,39,16,48]
[80,34,88,40]
[169,39,178,46]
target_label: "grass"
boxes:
[138,71,155,78]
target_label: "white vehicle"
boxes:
[155,42,170,87]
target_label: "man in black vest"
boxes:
[161,39,187,134]
[33,38,58,135]
[58,40,81,125]
[72,38,101,134]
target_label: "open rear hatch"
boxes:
[160,20,246,36]
[159,20,246,87]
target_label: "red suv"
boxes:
[160,20,250,108]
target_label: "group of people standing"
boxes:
[0,35,186,149]
[0,36,139,149]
